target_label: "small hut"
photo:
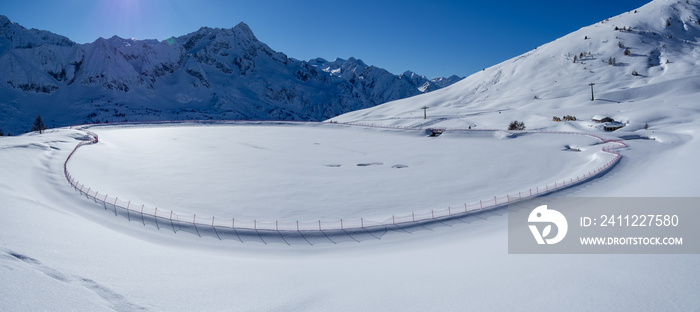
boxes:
[592,115,614,123]
[603,121,624,131]
[426,128,445,137]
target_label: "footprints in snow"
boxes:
[9,251,40,264]
[2,249,146,311]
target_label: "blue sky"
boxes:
[1,0,651,78]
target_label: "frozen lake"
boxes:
[68,122,607,221]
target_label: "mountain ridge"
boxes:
[332,0,700,133]
[0,18,462,134]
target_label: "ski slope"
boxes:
[2,0,700,310]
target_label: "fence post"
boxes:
[276,221,278,231]
[494,196,497,205]
[464,203,467,213]
[412,211,415,222]
[126,201,131,221]
[170,211,176,233]
[480,200,483,209]
[448,207,451,216]
[154,207,159,230]
[361,218,364,228]
[341,219,344,230]
[193,214,200,237]
[431,210,434,219]
[318,220,321,231]
[254,220,257,230]
[94,191,102,206]
[113,197,118,215]
[140,205,145,226]
[297,221,299,231]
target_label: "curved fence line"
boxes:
[63,121,625,244]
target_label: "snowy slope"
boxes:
[331,0,700,196]
[0,18,462,135]
[1,117,699,311]
[333,0,700,132]
[1,0,700,311]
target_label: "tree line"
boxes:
[1,115,47,137]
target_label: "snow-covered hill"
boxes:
[332,0,700,135]
[2,1,700,311]
[0,16,461,135]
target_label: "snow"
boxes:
[67,123,607,221]
[0,20,462,135]
[1,119,698,310]
[2,0,700,310]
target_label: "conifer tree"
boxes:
[31,115,47,134]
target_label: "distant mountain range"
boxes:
[0,15,462,134]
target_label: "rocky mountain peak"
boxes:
[0,16,461,134]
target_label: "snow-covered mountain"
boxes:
[0,16,461,134]
[333,0,700,134]
[3,1,700,310]
[308,57,462,94]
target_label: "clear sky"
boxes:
[1,0,651,78]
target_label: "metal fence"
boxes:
[63,122,624,245]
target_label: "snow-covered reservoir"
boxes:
[68,122,606,220]
[2,0,700,310]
